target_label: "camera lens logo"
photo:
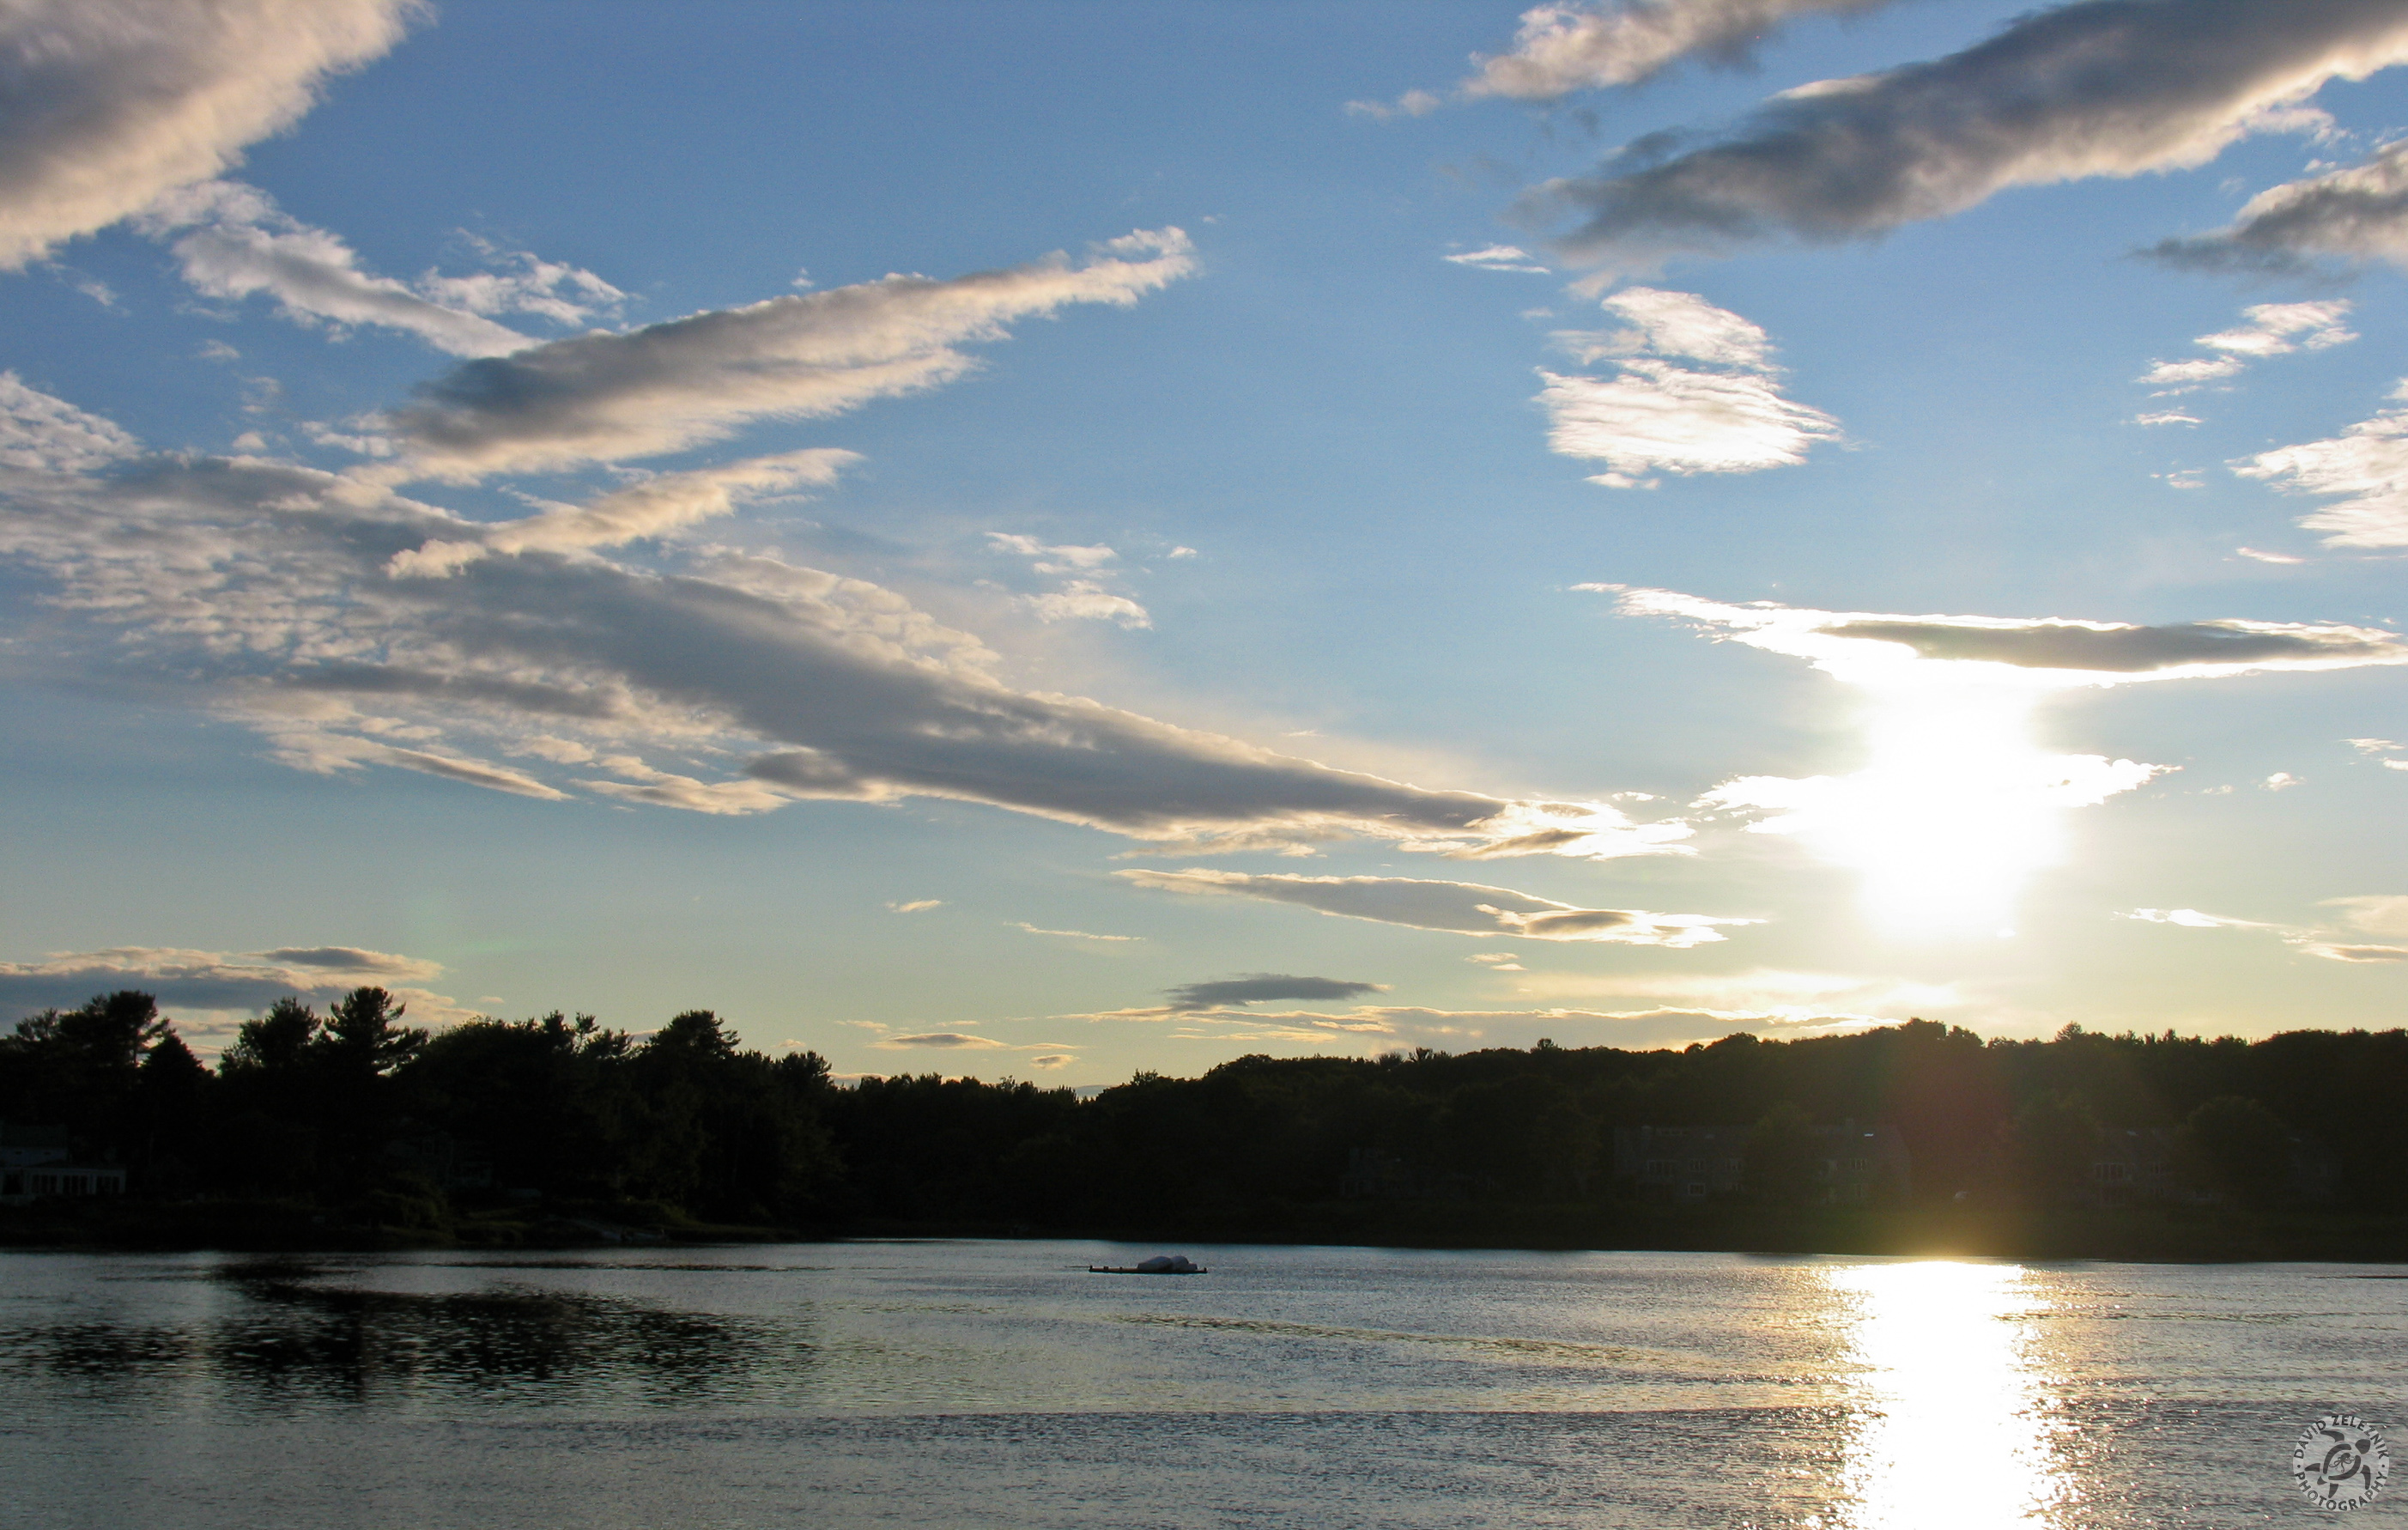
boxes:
[2293,1414,2389,1510]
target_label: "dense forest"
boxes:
[3,988,2403,1258]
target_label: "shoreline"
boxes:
[9,1198,2405,1265]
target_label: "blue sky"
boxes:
[6,0,2408,1080]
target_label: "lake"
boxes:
[2,1242,2399,1527]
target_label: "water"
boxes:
[1,1242,2400,1527]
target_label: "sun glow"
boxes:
[1829,1261,2072,1530]
[1706,665,2159,938]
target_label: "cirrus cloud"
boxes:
[1117,868,1754,946]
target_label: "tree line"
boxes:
[1,992,2401,1250]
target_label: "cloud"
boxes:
[2133,300,2356,401]
[0,354,1671,860]
[387,448,858,575]
[1443,244,1552,273]
[372,228,1198,483]
[2137,355,2245,391]
[2122,906,2272,928]
[2320,894,2408,937]
[1610,586,2408,678]
[1163,974,1388,1011]
[1605,586,2408,932]
[1523,0,2408,269]
[249,948,433,980]
[2196,301,2356,355]
[887,899,943,914]
[1354,0,1898,117]
[1538,288,1838,486]
[0,944,458,1030]
[1027,1053,1077,1070]
[2145,139,2408,271]
[2121,902,2408,962]
[1022,581,1152,628]
[986,532,1119,572]
[0,373,141,473]
[1117,868,1753,946]
[270,731,572,799]
[1515,965,1964,1015]
[2235,384,2408,547]
[1011,923,1143,942]
[875,1031,1011,1049]
[985,533,1149,626]
[1100,1001,1884,1050]
[2301,942,2408,962]
[2133,410,2201,427]
[136,181,542,357]
[574,756,793,815]
[0,0,419,270]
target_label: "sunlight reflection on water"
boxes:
[1830,1261,2072,1530]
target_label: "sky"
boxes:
[4,0,2408,1081]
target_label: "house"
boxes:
[2084,1127,2189,1207]
[1611,1126,1748,1203]
[0,1121,127,1205]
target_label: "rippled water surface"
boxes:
[3,1242,2400,1527]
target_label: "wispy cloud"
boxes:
[2146,139,2408,272]
[2123,902,2408,962]
[133,181,591,357]
[2135,300,2356,402]
[369,228,1198,483]
[888,899,943,914]
[1350,0,1899,117]
[1538,287,1838,487]
[1163,974,1387,1011]
[1522,0,2408,270]
[1117,868,1752,946]
[1085,999,1887,1051]
[387,449,858,576]
[0,0,419,270]
[2235,380,2408,547]
[1611,586,2408,677]
[1442,245,1551,273]
[1010,923,1143,943]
